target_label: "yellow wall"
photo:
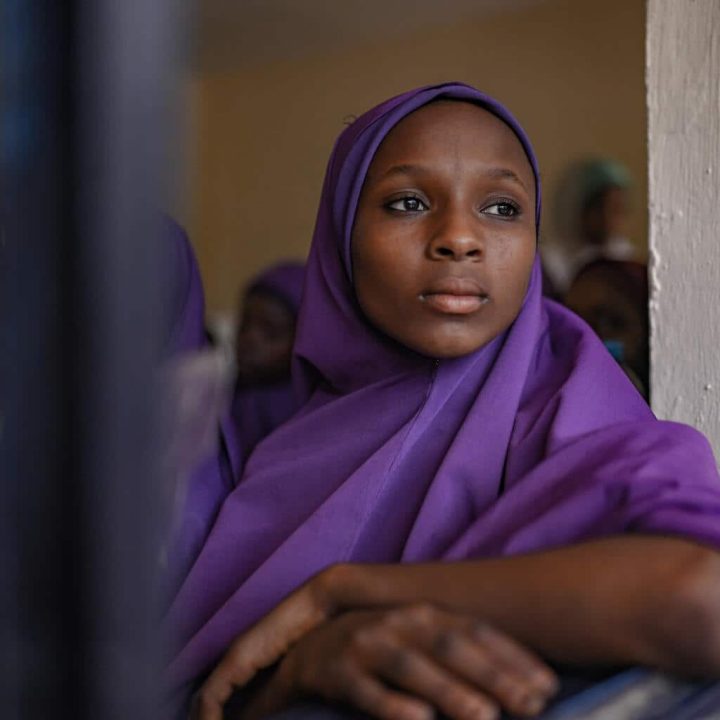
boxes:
[189,0,647,315]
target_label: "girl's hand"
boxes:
[196,604,559,720]
[189,568,337,720]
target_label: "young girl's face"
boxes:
[351,101,536,358]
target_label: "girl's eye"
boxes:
[386,196,428,213]
[483,201,520,218]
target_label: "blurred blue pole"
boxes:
[0,0,186,717]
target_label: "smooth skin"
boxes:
[352,101,536,359]
[192,102,720,720]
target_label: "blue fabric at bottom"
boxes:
[260,670,720,720]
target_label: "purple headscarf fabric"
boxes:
[232,261,305,459]
[163,216,208,356]
[164,83,720,699]
[161,217,242,594]
[247,261,306,315]
[231,384,300,463]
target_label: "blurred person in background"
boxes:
[231,261,305,460]
[161,225,305,591]
[565,259,649,399]
[542,158,637,296]
[160,217,240,595]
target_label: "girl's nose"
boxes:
[426,209,483,261]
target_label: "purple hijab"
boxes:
[232,262,305,459]
[164,216,208,355]
[164,83,720,697]
[162,217,242,594]
[247,261,305,313]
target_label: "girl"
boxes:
[232,262,305,459]
[165,83,720,720]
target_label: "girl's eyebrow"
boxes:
[485,167,529,192]
[377,163,428,180]
[377,163,529,192]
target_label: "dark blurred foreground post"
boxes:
[0,0,185,717]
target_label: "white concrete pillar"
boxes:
[647,0,720,453]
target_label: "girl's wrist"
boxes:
[315,562,371,614]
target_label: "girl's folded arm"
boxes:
[319,535,720,677]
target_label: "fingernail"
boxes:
[405,704,434,720]
[532,671,559,695]
[473,707,498,720]
[521,694,547,716]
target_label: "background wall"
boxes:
[185,0,647,316]
[648,0,720,452]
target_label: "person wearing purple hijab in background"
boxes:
[232,262,305,460]
[164,215,210,356]
[163,84,720,720]
[161,216,242,596]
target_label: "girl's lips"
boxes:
[421,292,489,314]
[419,277,490,315]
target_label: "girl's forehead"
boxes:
[366,100,535,184]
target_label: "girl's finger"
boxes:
[214,581,328,689]
[340,667,435,720]
[387,605,556,694]
[191,675,234,720]
[381,606,556,715]
[366,638,501,720]
[470,622,558,695]
[424,625,553,717]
